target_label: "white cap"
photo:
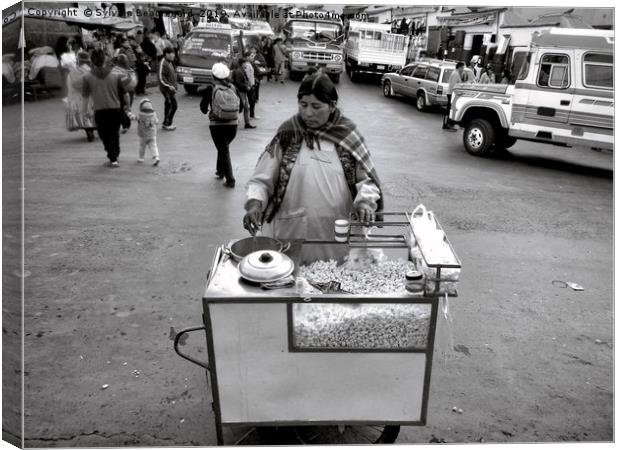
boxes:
[212,62,230,80]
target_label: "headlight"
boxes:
[333,54,342,62]
[177,67,190,74]
[292,51,302,59]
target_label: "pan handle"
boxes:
[173,326,209,370]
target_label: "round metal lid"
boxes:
[238,250,295,283]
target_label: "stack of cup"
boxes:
[334,219,350,242]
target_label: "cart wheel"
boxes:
[247,425,400,445]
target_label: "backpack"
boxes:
[210,85,240,121]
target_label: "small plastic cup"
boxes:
[334,219,350,242]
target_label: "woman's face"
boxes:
[298,94,334,129]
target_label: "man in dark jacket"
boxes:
[231,58,255,129]
[140,30,158,65]
[158,47,178,130]
[82,49,130,167]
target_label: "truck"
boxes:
[449,28,613,157]
[344,21,408,82]
[176,22,243,94]
[282,17,344,83]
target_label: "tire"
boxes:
[463,118,496,156]
[329,73,340,84]
[349,67,357,82]
[183,84,198,95]
[383,80,393,98]
[415,92,426,111]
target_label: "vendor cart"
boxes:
[175,210,461,445]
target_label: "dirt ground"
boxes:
[2,73,613,446]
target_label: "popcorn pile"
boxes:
[293,303,430,349]
[298,256,416,296]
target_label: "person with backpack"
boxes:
[200,63,240,188]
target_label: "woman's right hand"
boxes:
[243,199,263,236]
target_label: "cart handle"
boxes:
[173,326,210,370]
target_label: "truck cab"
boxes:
[176,23,244,95]
[282,18,344,83]
[450,28,613,156]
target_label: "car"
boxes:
[381,59,475,111]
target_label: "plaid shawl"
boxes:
[262,109,384,223]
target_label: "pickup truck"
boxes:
[449,28,613,156]
[282,17,344,83]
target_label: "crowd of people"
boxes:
[44,27,281,183]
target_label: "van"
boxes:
[176,23,243,94]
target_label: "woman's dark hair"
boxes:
[55,36,69,58]
[297,74,338,103]
[91,49,106,67]
[455,61,465,69]
[163,46,175,55]
[72,34,84,51]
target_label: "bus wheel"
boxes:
[463,118,496,157]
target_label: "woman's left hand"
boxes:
[356,204,375,225]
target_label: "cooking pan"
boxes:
[226,236,291,263]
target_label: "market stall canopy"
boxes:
[24,8,143,31]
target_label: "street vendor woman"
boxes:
[243,74,383,262]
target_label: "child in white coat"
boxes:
[132,98,160,165]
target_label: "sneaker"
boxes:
[223,180,236,188]
[153,158,160,166]
[244,124,256,129]
[162,125,176,131]
[137,158,145,163]
[215,172,224,179]
[110,161,120,168]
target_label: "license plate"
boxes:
[183,76,194,83]
[377,65,385,70]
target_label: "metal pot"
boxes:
[227,236,290,263]
[237,250,295,283]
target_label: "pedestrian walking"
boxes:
[132,37,150,95]
[158,47,178,131]
[248,47,267,103]
[262,37,275,81]
[113,54,137,133]
[468,56,480,82]
[65,51,96,142]
[272,38,287,83]
[132,98,160,166]
[242,54,258,120]
[479,64,495,84]
[199,62,240,188]
[442,61,465,131]
[82,49,131,167]
[140,30,158,67]
[231,58,255,129]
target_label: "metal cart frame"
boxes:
[175,212,461,445]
